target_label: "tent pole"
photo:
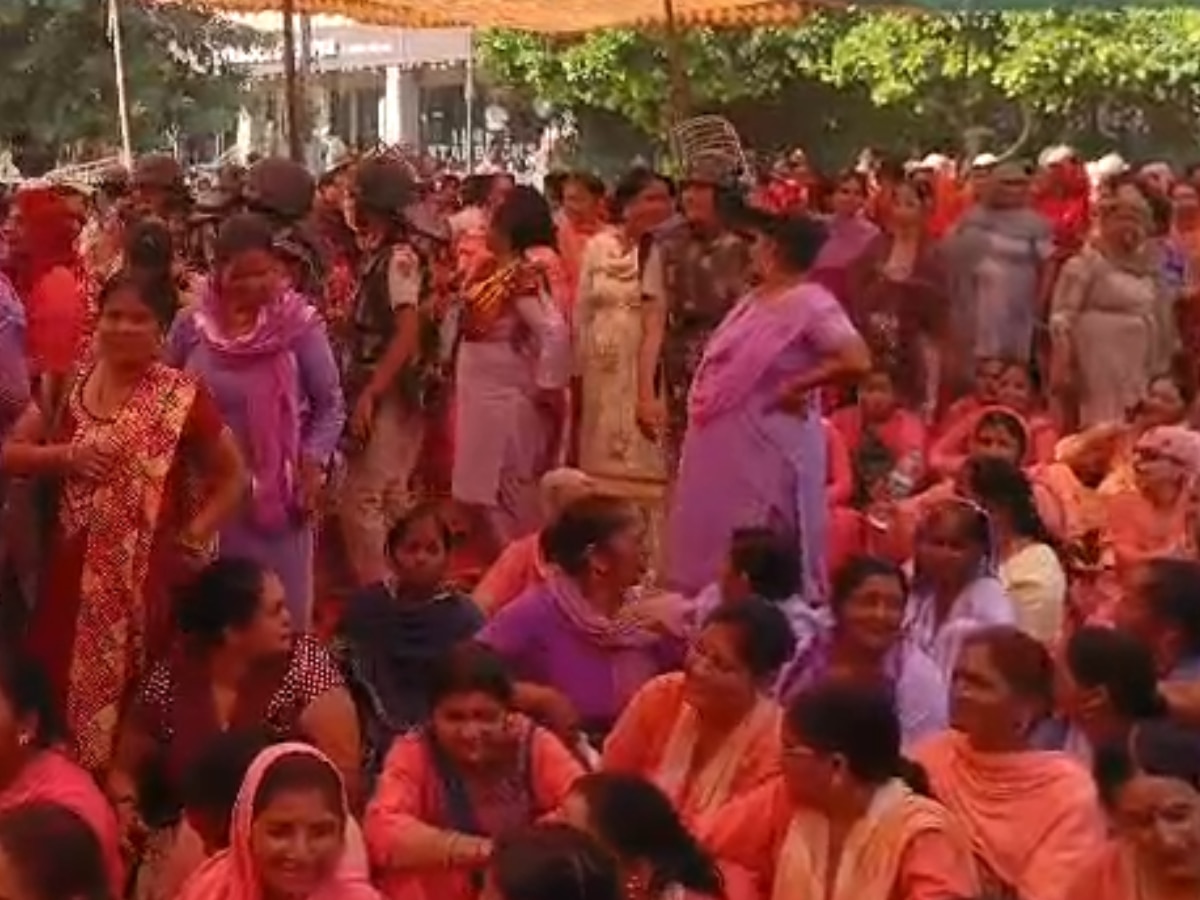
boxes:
[282,0,303,161]
[108,0,133,168]
[662,0,689,128]
[464,27,476,172]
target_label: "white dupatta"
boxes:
[771,779,954,900]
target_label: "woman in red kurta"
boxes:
[1,271,244,770]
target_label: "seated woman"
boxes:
[827,441,916,574]
[334,504,483,755]
[0,656,122,895]
[479,494,686,744]
[1102,425,1200,569]
[961,456,1066,643]
[688,527,810,636]
[1033,423,1124,584]
[1114,558,1200,691]
[828,366,927,469]
[930,361,1057,477]
[904,406,1065,538]
[176,743,378,900]
[487,823,621,900]
[472,468,597,617]
[1043,626,1168,763]
[934,356,1005,438]
[365,642,584,900]
[913,626,1107,900]
[147,729,276,900]
[1065,720,1200,900]
[602,599,794,821]
[1096,370,1196,496]
[0,802,116,900]
[777,556,948,747]
[110,557,360,865]
[905,499,1016,677]
[562,772,730,900]
[699,682,979,899]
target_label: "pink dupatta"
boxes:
[688,282,828,427]
[176,743,378,900]
[543,572,662,704]
[192,288,317,530]
[0,750,124,894]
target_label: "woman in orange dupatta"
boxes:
[176,742,379,900]
[700,682,978,900]
[365,643,584,900]
[929,363,1058,478]
[602,599,794,823]
[1066,720,1200,900]
[912,626,1107,900]
[473,468,597,616]
[1,272,245,770]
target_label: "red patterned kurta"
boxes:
[27,365,226,770]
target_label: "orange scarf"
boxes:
[913,731,1106,900]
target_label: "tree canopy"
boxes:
[478,10,1200,161]
[0,0,256,169]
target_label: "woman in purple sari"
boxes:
[166,214,346,626]
[666,212,870,599]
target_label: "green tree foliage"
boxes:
[0,0,256,166]
[478,10,1200,157]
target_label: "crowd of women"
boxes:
[0,142,1199,900]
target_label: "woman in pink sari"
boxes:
[0,656,121,894]
[667,213,870,598]
[177,742,377,900]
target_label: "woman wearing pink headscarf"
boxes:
[176,742,378,900]
[1102,425,1200,567]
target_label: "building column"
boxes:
[398,68,420,148]
[382,65,401,145]
[235,106,253,162]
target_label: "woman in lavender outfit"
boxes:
[775,555,948,748]
[666,212,870,600]
[166,214,345,626]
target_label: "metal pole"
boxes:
[282,0,303,162]
[464,28,475,172]
[299,12,313,164]
[662,0,689,128]
[108,0,133,167]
